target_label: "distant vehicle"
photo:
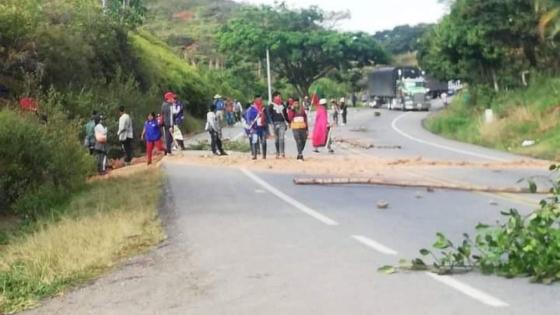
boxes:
[425,75,448,98]
[367,67,431,111]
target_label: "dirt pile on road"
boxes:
[167,152,550,178]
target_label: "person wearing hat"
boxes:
[161,92,176,155]
[312,98,334,154]
[340,97,348,126]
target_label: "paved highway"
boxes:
[26,103,559,315]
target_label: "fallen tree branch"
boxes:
[293,177,550,194]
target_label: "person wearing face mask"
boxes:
[245,94,268,160]
[267,93,289,159]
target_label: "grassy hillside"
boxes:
[426,77,560,160]
[144,0,241,63]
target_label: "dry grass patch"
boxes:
[0,168,165,314]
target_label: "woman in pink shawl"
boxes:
[312,98,334,153]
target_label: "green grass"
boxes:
[0,168,165,314]
[184,113,205,134]
[188,139,251,153]
[426,77,560,160]
[129,31,211,117]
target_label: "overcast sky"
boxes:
[237,0,447,33]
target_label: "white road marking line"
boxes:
[425,272,509,308]
[240,168,339,226]
[391,112,509,162]
[351,235,398,256]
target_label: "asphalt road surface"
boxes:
[25,101,560,315]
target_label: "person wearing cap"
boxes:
[161,92,176,155]
[94,115,108,175]
[312,99,334,154]
[245,94,268,160]
[340,97,348,126]
[268,93,289,159]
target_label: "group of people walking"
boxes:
[241,93,341,161]
[84,91,187,175]
[83,90,350,175]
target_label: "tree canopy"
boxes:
[217,4,389,97]
[418,0,560,90]
[373,24,434,55]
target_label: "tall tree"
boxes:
[217,4,389,96]
[418,0,540,90]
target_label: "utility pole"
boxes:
[266,48,272,105]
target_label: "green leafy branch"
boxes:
[380,166,560,284]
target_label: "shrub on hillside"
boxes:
[0,109,94,218]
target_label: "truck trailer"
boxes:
[367,67,431,111]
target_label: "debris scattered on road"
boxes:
[415,192,423,199]
[426,187,435,193]
[489,200,499,206]
[293,177,550,194]
[377,200,390,209]
[374,111,381,117]
[349,127,368,133]
[334,138,402,150]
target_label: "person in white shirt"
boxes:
[118,106,134,165]
[94,115,108,175]
[206,104,226,156]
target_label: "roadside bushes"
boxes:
[0,109,93,218]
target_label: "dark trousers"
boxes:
[164,126,173,154]
[209,130,224,154]
[250,133,267,159]
[273,122,287,156]
[121,138,133,163]
[96,150,107,173]
[293,129,308,156]
[342,108,347,124]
